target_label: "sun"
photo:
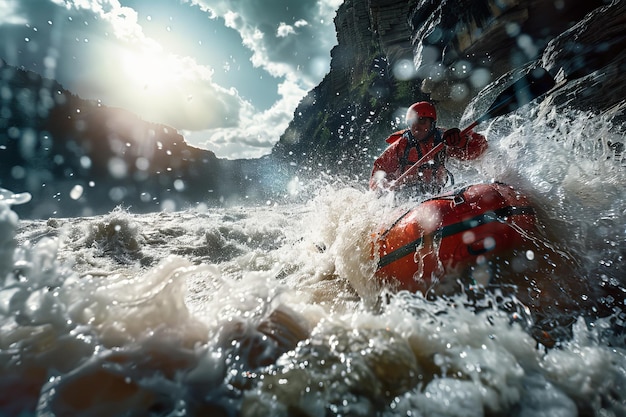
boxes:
[120,48,182,91]
[105,44,213,129]
[112,46,195,123]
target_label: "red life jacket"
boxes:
[394,129,449,190]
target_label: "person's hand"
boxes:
[443,128,468,148]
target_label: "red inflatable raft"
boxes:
[374,182,538,294]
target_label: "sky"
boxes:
[0,0,343,159]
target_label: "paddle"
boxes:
[391,67,556,190]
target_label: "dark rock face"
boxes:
[273,0,624,177]
[412,0,606,108]
[541,0,626,116]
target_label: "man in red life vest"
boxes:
[369,101,488,195]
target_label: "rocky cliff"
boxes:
[272,0,624,178]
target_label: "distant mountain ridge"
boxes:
[0,59,279,218]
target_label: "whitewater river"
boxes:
[2,104,625,416]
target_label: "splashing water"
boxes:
[1,106,625,416]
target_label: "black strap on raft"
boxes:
[380,184,471,241]
[376,205,536,270]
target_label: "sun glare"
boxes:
[106,47,199,126]
[121,49,182,91]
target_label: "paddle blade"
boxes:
[478,67,556,123]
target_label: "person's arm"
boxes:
[370,155,393,191]
[370,143,401,191]
[443,128,488,160]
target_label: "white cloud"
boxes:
[187,77,307,159]
[193,0,340,86]
[277,22,296,38]
[294,19,309,28]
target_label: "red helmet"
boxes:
[406,102,437,124]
